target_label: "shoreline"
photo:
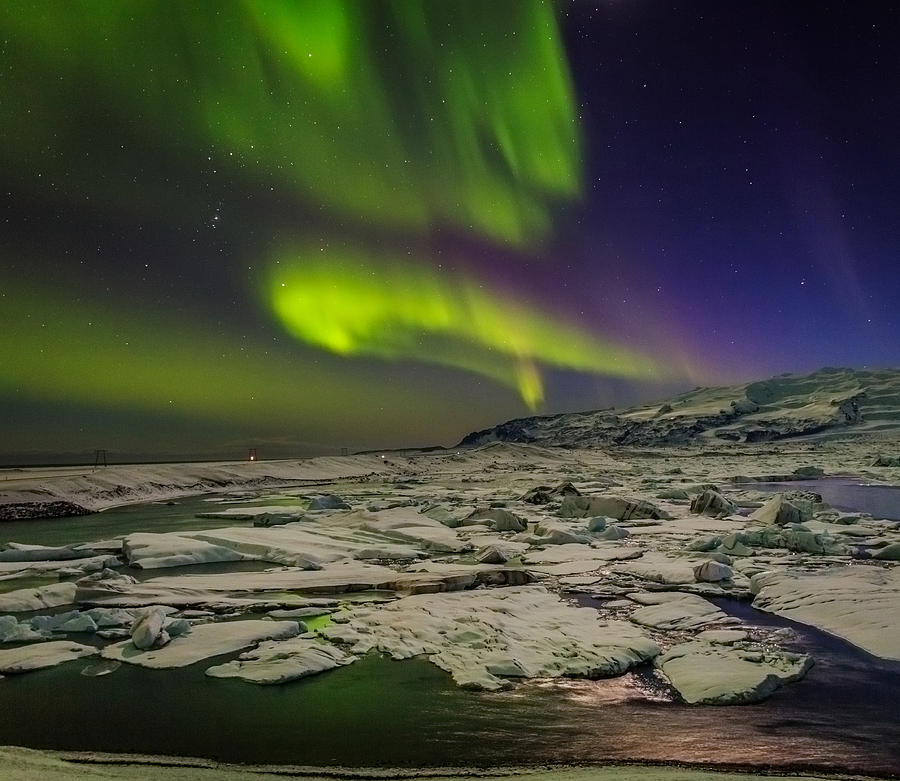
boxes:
[0,456,396,518]
[1,440,896,520]
[1,747,892,781]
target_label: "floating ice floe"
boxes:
[559,495,670,521]
[0,582,77,612]
[186,517,426,567]
[655,639,812,704]
[628,591,728,631]
[0,641,97,674]
[0,543,98,562]
[320,585,659,691]
[77,562,532,609]
[102,619,301,668]
[122,532,254,569]
[0,554,120,581]
[206,637,355,684]
[751,565,900,660]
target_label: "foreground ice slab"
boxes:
[0,615,46,643]
[629,592,727,631]
[0,543,98,562]
[0,641,97,674]
[322,586,659,690]
[523,540,643,575]
[655,640,812,704]
[0,555,119,581]
[76,563,401,607]
[122,533,253,569]
[101,620,300,668]
[751,564,900,660]
[354,507,472,553]
[611,551,697,585]
[206,637,355,684]
[77,562,529,608]
[195,504,309,521]
[559,494,670,520]
[0,583,76,612]
[188,520,424,568]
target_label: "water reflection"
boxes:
[747,477,900,520]
[0,625,897,774]
[509,672,674,706]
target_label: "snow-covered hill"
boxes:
[460,367,900,448]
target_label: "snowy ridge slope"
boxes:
[460,367,900,448]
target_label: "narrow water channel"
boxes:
[746,477,900,521]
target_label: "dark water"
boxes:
[0,492,314,548]
[0,601,898,775]
[0,493,307,596]
[748,477,900,521]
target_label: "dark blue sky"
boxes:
[555,0,898,381]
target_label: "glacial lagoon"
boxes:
[0,484,898,775]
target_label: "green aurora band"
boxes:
[268,248,664,409]
[1,0,579,245]
[0,272,495,439]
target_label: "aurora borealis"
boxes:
[0,0,579,244]
[268,245,662,408]
[1,1,898,462]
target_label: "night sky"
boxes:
[1,1,898,463]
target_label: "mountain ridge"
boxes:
[459,367,900,448]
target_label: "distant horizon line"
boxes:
[3,364,897,470]
[0,445,456,470]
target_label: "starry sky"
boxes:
[1,0,898,464]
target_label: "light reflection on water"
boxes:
[2,646,895,773]
[0,486,355,548]
[0,494,248,548]
[0,606,897,774]
[511,671,675,706]
[747,477,900,520]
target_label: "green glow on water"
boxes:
[305,614,333,633]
